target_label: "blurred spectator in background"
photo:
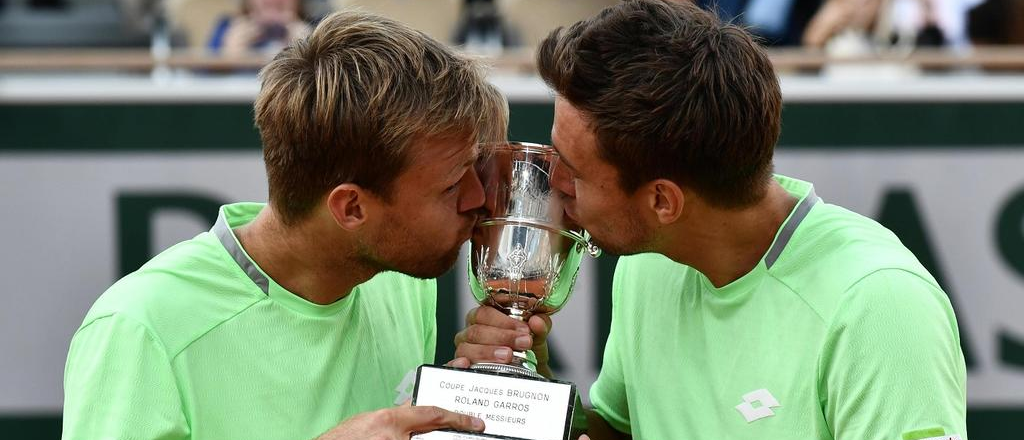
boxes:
[695,0,985,50]
[802,0,983,52]
[696,0,826,46]
[968,0,1024,44]
[453,0,519,54]
[2,0,152,48]
[208,0,312,55]
[496,0,619,48]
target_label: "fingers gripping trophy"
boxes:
[412,142,601,440]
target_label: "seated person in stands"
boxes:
[209,0,312,55]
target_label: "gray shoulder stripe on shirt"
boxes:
[212,212,270,295]
[764,188,819,270]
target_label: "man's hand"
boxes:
[453,306,553,378]
[317,405,484,440]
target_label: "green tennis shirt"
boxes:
[590,175,967,440]
[63,203,437,440]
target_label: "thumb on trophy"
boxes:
[527,313,552,342]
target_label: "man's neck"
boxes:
[234,208,378,305]
[661,181,798,288]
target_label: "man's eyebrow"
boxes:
[446,145,480,181]
[552,142,578,173]
[462,144,481,169]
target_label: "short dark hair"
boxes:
[255,11,508,225]
[538,0,781,208]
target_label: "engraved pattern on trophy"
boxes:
[508,159,553,223]
[507,242,527,283]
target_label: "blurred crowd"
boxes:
[0,0,1022,55]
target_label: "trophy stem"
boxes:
[508,305,526,321]
[505,305,538,373]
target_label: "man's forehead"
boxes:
[552,102,596,156]
[408,132,476,161]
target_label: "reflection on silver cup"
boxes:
[468,141,601,378]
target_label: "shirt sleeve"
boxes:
[63,314,189,440]
[588,260,632,435]
[819,269,968,440]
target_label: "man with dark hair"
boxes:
[62,10,507,440]
[455,1,967,439]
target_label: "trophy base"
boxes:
[412,365,577,440]
[470,362,544,380]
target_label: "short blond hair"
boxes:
[255,10,508,224]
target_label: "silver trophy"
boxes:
[411,142,600,440]
[468,141,601,379]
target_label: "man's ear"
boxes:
[644,179,685,225]
[326,183,373,230]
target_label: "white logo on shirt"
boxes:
[735,388,781,423]
[393,368,417,405]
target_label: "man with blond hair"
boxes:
[62,10,506,440]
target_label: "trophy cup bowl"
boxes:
[468,141,601,379]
